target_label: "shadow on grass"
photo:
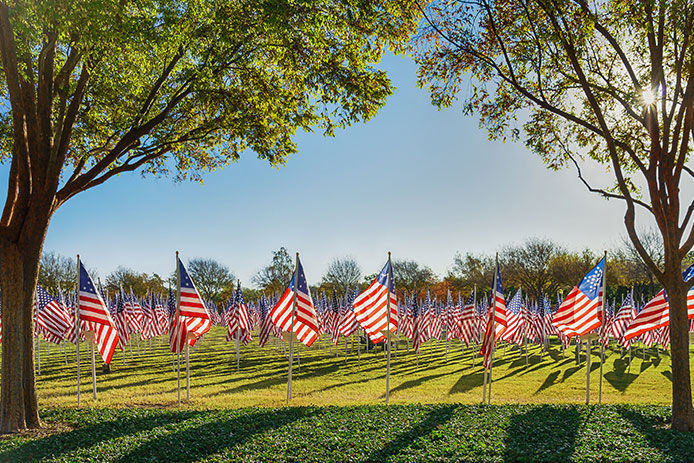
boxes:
[615,406,694,463]
[535,370,560,394]
[360,405,456,462]
[449,369,485,394]
[504,405,581,462]
[0,409,204,462]
[604,357,638,393]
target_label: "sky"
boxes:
[7,54,637,286]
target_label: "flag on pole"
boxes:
[35,285,72,344]
[353,260,398,343]
[78,261,120,364]
[480,264,506,369]
[170,258,211,353]
[269,256,319,347]
[552,257,605,337]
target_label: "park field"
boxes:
[31,326,690,408]
[1,327,693,462]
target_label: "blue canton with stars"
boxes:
[288,258,310,295]
[178,258,196,290]
[375,260,395,293]
[578,257,604,300]
[79,261,99,297]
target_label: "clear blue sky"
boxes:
[24,54,633,286]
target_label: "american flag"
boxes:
[501,289,524,345]
[339,290,359,338]
[226,281,252,345]
[258,296,273,347]
[78,261,120,364]
[112,290,130,348]
[353,260,398,343]
[459,293,476,347]
[269,256,319,347]
[480,264,507,369]
[610,292,635,342]
[623,289,668,342]
[170,258,211,353]
[552,257,604,338]
[35,284,71,344]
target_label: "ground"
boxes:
[1,327,692,462]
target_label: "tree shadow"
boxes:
[504,405,581,462]
[360,405,456,462]
[113,407,310,463]
[0,409,204,462]
[614,406,694,463]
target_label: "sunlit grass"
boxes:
[32,326,689,409]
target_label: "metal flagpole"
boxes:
[175,251,182,406]
[598,250,607,404]
[487,253,499,404]
[35,287,40,376]
[89,331,97,399]
[236,280,241,371]
[76,255,81,406]
[386,252,392,405]
[585,338,592,404]
[185,343,190,401]
[472,285,477,368]
[286,253,299,405]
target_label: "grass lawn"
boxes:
[32,326,690,408]
[5,327,691,462]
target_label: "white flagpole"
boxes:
[487,253,499,404]
[175,251,182,406]
[76,255,81,406]
[185,343,190,401]
[89,331,97,399]
[472,285,477,368]
[598,250,607,404]
[386,252,392,405]
[35,287,40,376]
[286,253,299,405]
[236,280,241,371]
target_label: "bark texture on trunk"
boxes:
[665,281,694,431]
[0,205,51,433]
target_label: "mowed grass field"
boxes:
[32,326,691,408]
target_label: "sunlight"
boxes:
[642,88,657,106]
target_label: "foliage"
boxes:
[1,403,693,462]
[186,258,235,303]
[37,252,76,293]
[321,257,362,297]
[104,267,166,297]
[252,247,294,295]
[391,258,437,292]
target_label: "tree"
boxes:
[186,258,234,303]
[37,251,75,294]
[449,252,495,293]
[0,1,422,432]
[322,257,362,296]
[391,258,437,292]
[104,267,166,297]
[253,247,294,295]
[502,238,571,301]
[415,0,694,430]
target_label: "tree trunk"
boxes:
[664,279,694,431]
[0,213,50,433]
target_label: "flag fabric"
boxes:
[623,290,668,341]
[552,257,604,338]
[226,282,252,345]
[501,289,524,345]
[78,261,120,364]
[170,258,212,353]
[479,264,507,369]
[353,260,398,343]
[459,293,476,347]
[269,257,319,347]
[35,285,71,344]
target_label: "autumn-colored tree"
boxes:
[415,0,694,430]
[0,0,422,432]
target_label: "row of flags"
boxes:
[24,254,694,371]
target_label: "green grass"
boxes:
[11,327,694,461]
[1,405,693,462]
[32,326,691,408]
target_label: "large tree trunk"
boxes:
[664,277,694,431]
[0,209,51,433]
